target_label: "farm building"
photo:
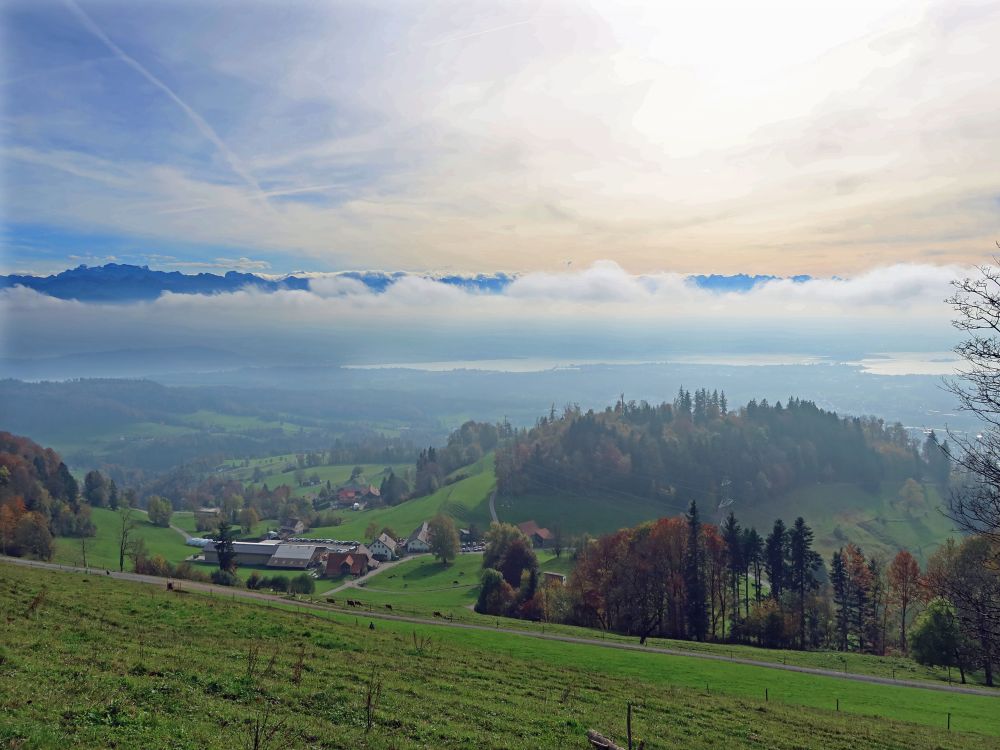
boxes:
[203,540,280,566]
[194,506,221,521]
[517,520,553,548]
[334,480,381,508]
[369,532,399,561]
[279,519,306,537]
[267,543,326,569]
[325,546,375,577]
[542,571,566,586]
[405,521,432,553]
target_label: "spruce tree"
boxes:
[684,500,708,641]
[764,519,788,601]
[788,517,822,648]
[721,512,743,626]
[830,549,849,651]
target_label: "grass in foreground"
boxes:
[0,564,995,749]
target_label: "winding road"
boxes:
[4,555,997,699]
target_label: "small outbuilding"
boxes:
[517,520,553,549]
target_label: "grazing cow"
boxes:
[369,622,375,630]
[384,604,393,611]
[453,580,459,585]
[433,611,443,618]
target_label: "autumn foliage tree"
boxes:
[888,550,921,651]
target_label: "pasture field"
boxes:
[736,481,955,563]
[307,456,496,541]
[501,480,955,562]
[171,512,275,540]
[324,552,997,691]
[242,463,411,499]
[0,563,995,749]
[52,508,194,570]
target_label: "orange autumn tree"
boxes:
[888,549,922,651]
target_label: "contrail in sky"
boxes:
[62,0,270,208]
[156,183,349,215]
[389,18,534,56]
[426,19,534,47]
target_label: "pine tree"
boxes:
[214,520,237,573]
[764,519,788,601]
[684,500,708,641]
[788,517,822,648]
[721,512,743,627]
[742,527,764,611]
[830,549,849,651]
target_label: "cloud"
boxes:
[0,261,965,368]
[4,1,1000,275]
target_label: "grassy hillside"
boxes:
[501,480,954,563]
[308,455,496,541]
[1,564,996,749]
[499,487,677,536]
[242,463,411,499]
[733,480,955,563]
[52,507,193,570]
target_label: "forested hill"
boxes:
[495,390,951,506]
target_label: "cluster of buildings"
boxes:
[200,519,442,579]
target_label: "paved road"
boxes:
[488,490,498,522]
[4,555,998,699]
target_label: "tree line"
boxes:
[482,503,994,685]
[0,432,93,559]
[495,393,950,505]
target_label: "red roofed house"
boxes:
[517,520,553,549]
[325,545,375,578]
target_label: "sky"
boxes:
[1,0,998,277]
[0,0,997,370]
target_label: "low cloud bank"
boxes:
[0,261,965,365]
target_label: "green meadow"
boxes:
[52,507,194,570]
[307,456,496,541]
[0,563,995,749]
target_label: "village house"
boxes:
[517,520,553,548]
[369,532,399,561]
[405,521,432,553]
[542,571,567,586]
[202,540,281,567]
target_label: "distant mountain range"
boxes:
[0,264,811,302]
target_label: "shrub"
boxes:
[210,569,240,587]
[290,573,315,595]
[268,575,290,593]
